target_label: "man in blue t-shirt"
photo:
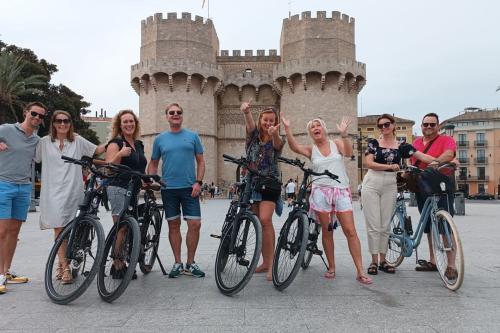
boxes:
[148,103,206,278]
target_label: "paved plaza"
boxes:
[2,199,500,332]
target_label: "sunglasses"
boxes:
[54,118,71,124]
[422,123,437,128]
[167,110,183,116]
[30,111,46,120]
[377,122,391,129]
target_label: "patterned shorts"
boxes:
[309,185,353,214]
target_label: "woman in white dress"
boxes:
[35,110,105,284]
[282,115,372,285]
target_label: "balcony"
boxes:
[457,175,489,182]
[474,140,488,147]
[457,141,469,147]
[474,157,488,164]
[458,157,468,164]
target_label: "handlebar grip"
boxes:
[222,154,236,161]
[277,156,293,163]
[61,155,76,162]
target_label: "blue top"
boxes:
[151,129,204,189]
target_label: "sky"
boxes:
[1,0,499,128]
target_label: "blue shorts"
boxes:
[161,188,201,221]
[0,181,32,221]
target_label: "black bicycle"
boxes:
[213,154,264,296]
[136,182,167,275]
[96,163,161,303]
[272,156,339,290]
[45,156,106,305]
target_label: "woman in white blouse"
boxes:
[35,110,105,284]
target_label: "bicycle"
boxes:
[386,163,464,291]
[212,154,264,296]
[96,163,161,302]
[272,156,339,290]
[44,156,106,305]
[136,182,167,275]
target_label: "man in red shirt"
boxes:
[410,113,456,272]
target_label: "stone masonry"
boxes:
[131,11,366,191]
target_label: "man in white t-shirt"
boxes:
[285,179,296,207]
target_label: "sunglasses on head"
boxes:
[54,118,71,124]
[167,110,183,116]
[30,111,46,120]
[422,122,437,128]
[377,122,391,129]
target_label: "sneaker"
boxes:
[184,262,205,278]
[6,270,29,284]
[0,275,6,294]
[168,263,184,278]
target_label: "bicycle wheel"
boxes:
[386,213,405,267]
[272,212,308,290]
[45,216,105,305]
[215,212,262,296]
[431,210,464,291]
[139,208,162,274]
[301,218,320,269]
[97,216,141,302]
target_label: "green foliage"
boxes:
[0,40,99,144]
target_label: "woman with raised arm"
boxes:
[35,110,105,284]
[241,100,285,281]
[282,115,372,284]
[105,109,147,279]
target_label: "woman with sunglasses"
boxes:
[241,100,285,282]
[105,110,147,279]
[282,115,372,284]
[35,110,105,284]
[361,114,431,275]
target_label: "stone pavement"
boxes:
[2,199,500,332]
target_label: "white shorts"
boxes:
[309,185,353,214]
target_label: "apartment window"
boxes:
[459,167,467,180]
[458,150,467,159]
[476,132,485,144]
[477,149,485,158]
[477,167,486,180]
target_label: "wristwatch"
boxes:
[196,180,203,186]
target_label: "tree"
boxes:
[0,52,47,123]
[0,40,99,143]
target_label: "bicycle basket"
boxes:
[398,171,420,193]
[420,166,454,195]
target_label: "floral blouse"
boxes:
[365,139,415,165]
[245,128,285,179]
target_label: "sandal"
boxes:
[55,263,63,280]
[61,268,73,285]
[415,259,438,272]
[324,271,336,279]
[367,263,378,275]
[379,261,396,274]
[444,266,458,281]
[356,275,373,285]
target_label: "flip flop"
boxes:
[324,271,336,279]
[356,275,373,285]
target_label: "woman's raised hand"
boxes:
[336,117,352,137]
[240,99,252,114]
[281,114,290,130]
[268,124,280,136]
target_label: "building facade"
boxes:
[442,107,500,197]
[130,11,366,190]
[82,111,112,145]
[357,115,415,181]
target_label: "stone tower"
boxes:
[131,11,366,191]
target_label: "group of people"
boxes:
[0,100,457,294]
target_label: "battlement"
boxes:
[141,12,213,28]
[275,57,366,80]
[218,49,280,58]
[283,11,355,24]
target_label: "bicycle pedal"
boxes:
[238,259,249,267]
[210,234,221,239]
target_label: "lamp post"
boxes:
[353,131,368,183]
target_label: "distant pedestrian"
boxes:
[285,178,296,207]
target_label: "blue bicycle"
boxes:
[386,163,464,291]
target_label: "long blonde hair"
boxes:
[110,110,141,140]
[50,110,75,142]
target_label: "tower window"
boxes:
[244,69,253,77]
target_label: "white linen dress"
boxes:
[35,135,96,229]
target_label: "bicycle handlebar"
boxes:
[222,154,271,178]
[403,162,457,174]
[277,156,340,182]
[105,163,163,185]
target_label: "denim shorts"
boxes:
[106,185,127,217]
[161,188,201,221]
[0,181,32,221]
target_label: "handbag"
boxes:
[255,177,282,197]
[404,137,438,192]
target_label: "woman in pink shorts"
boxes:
[282,115,372,285]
